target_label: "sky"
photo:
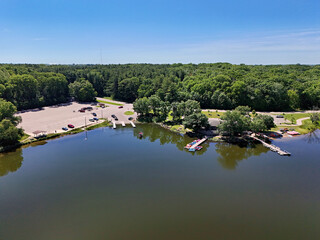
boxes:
[0,0,320,64]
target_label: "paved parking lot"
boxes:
[16,100,137,135]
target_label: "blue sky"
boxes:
[1,0,319,64]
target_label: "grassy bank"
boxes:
[271,119,319,134]
[0,120,112,153]
[97,99,123,106]
[202,111,225,118]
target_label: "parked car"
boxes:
[111,114,116,118]
[114,117,118,121]
[92,113,97,116]
[79,109,85,112]
[128,117,133,120]
[68,124,74,128]
[118,106,123,109]
[276,115,284,118]
[89,118,95,122]
[93,117,99,121]
[62,127,68,131]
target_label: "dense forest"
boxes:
[0,63,320,111]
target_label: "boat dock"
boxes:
[250,134,291,156]
[189,137,207,151]
[112,122,116,129]
[121,122,125,127]
[130,121,136,128]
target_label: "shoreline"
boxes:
[1,119,317,154]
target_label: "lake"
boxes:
[0,124,319,240]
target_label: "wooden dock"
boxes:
[112,122,116,129]
[130,121,136,128]
[121,122,125,127]
[189,137,207,151]
[250,134,291,156]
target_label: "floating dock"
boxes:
[121,122,125,127]
[188,137,207,152]
[112,122,116,129]
[130,121,136,128]
[250,134,291,156]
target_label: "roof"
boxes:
[32,130,46,134]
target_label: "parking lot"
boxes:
[16,101,137,135]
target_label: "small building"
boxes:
[32,130,47,138]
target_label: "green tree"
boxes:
[133,97,150,116]
[69,79,97,102]
[0,119,23,146]
[310,112,320,125]
[0,98,21,125]
[149,95,162,116]
[183,113,209,131]
[218,110,250,136]
[234,106,251,116]
[5,74,39,110]
[184,99,201,116]
[287,89,300,109]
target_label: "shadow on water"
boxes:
[215,143,269,170]
[0,148,23,177]
[132,124,209,155]
[303,129,320,144]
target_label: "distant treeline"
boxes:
[0,63,320,111]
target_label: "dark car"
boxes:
[276,115,284,118]
[93,117,99,121]
[128,117,133,120]
[111,114,116,118]
[62,127,68,131]
[92,112,97,116]
[118,106,123,109]
[114,117,118,121]
[79,109,85,113]
[68,124,74,128]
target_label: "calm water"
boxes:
[0,125,319,240]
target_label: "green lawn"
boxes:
[124,111,134,115]
[86,120,111,130]
[97,99,123,106]
[271,119,319,134]
[277,113,311,124]
[202,111,225,118]
[20,133,30,141]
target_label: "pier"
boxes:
[250,134,291,156]
[130,121,136,128]
[189,137,207,151]
[121,122,125,127]
[112,122,116,129]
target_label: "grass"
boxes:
[103,97,114,100]
[168,124,190,134]
[202,111,225,118]
[97,99,123,106]
[124,111,134,115]
[271,119,319,134]
[86,120,111,130]
[20,133,30,141]
[276,113,311,124]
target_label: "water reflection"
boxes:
[304,130,320,144]
[215,143,269,170]
[0,148,23,177]
[133,124,209,155]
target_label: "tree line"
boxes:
[1,63,320,112]
[133,96,209,131]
